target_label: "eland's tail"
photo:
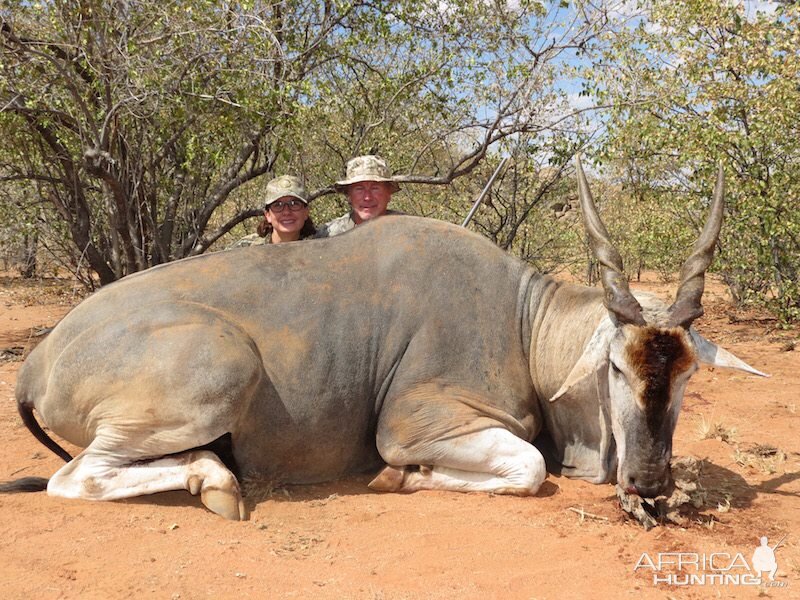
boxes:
[0,397,72,494]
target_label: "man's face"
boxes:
[347,180,392,224]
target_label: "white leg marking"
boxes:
[47,445,245,520]
[398,428,546,495]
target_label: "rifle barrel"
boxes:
[461,157,509,228]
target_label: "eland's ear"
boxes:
[689,329,769,377]
[550,318,616,402]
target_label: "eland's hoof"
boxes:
[368,465,406,492]
[201,487,248,521]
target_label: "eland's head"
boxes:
[550,157,766,498]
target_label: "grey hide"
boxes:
[16,217,552,480]
[6,214,762,518]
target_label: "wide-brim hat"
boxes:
[334,155,401,193]
[264,175,308,207]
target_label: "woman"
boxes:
[256,175,316,243]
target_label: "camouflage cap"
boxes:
[334,155,401,193]
[264,175,308,207]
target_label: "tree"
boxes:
[457,137,586,274]
[591,0,800,322]
[0,180,39,276]
[2,0,616,285]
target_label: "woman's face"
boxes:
[266,196,309,236]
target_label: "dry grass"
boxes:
[696,416,738,444]
[716,496,732,513]
[240,473,289,505]
[0,275,87,307]
[733,444,787,474]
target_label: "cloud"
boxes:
[741,1,782,19]
[566,92,594,113]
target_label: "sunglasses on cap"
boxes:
[268,199,307,213]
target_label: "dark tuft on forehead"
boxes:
[625,327,696,432]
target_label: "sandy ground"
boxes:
[0,272,798,599]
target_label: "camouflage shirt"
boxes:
[313,210,404,239]
[228,233,268,249]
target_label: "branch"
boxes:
[1,17,103,144]
[190,207,263,253]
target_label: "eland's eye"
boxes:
[610,362,622,376]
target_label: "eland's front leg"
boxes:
[371,427,546,495]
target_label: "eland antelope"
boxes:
[1,158,764,519]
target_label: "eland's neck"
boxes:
[528,280,608,402]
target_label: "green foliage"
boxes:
[600,177,698,283]
[592,0,800,322]
[1,0,613,284]
[11,0,794,328]
[466,140,588,275]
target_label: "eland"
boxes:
[1,158,764,519]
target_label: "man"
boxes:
[752,536,779,581]
[315,155,402,238]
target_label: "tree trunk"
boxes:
[18,232,38,279]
